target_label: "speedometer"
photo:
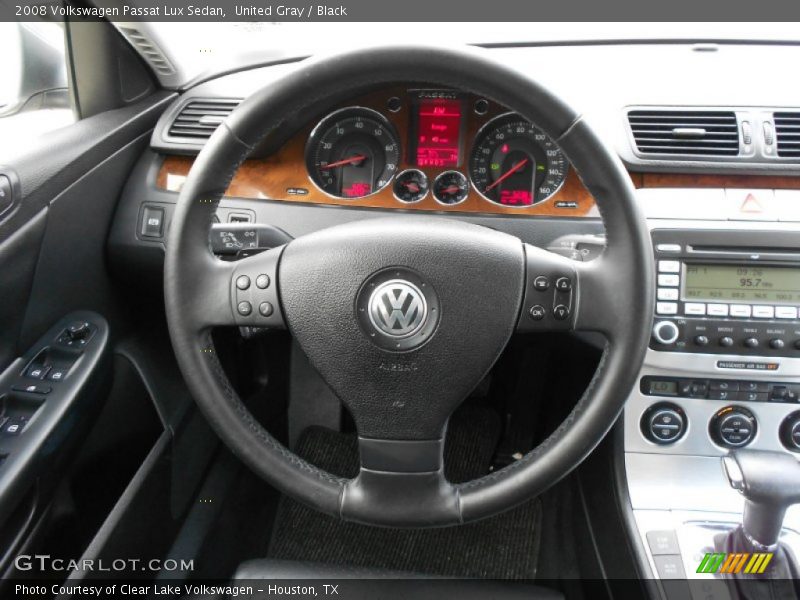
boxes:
[469,114,568,206]
[305,107,400,199]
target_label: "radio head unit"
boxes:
[650,229,800,357]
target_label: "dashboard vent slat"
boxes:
[628,110,739,156]
[775,112,800,158]
[167,99,242,141]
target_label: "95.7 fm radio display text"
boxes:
[683,264,800,305]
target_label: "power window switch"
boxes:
[2,417,27,436]
[47,368,68,382]
[25,365,50,380]
[11,384,51,395]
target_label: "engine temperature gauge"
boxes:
[393,169,429,203]
[432,171,469,205]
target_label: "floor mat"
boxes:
[268,404,542,579]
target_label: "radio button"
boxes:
[775,306,798,320]
[707,304,729,317]
[729,304,752,318]
[658,260,681,273]
[685,303,706,315]
[656,244,682,253]
[657,288,679,301]
[753,305,775,319]
[656,302,678,315]
[710,381,739,392]
[658,274,680,287]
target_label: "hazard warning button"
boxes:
[726,188,776,221]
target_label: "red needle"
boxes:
[485,158,529,192]
[321,154,367,169]
[403,182,420,193]
[442,185,460,194]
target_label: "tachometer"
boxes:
[469,114,568,206]
[306,107,400,199]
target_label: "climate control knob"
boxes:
[780,412,800,452]
[710,406,757,448]
[652,320,680,345]
[641,403,687,445]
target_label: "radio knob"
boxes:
[780,412,800,452]
[710,406,757,449]
[770,338,785,350]
[694,335,709,347]
[652,321,680,345]
[744,337,760,349]
[719,336,735,348]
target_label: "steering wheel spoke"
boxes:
[341,436,461,526]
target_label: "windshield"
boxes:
[132,22,800,88]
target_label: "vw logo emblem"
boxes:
[368,280,428,338]
[356,268,440,352]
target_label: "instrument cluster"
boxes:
[304,89,570,208]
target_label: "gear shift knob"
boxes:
[722,450,800,548]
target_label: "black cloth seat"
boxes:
[232,559,564,599]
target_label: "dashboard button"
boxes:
[729,304,752,318]
[658,274,680,287]
[656,302,678,315]
[657,288,679,301]
[646,530,681,555]
[685,303,706,315]
[775,306,798,320]
[709,389,737,401]
[770,339,786,350]
[719,336,734,348]
[752,305,775,319]
[710,381,739,392]
[694,335,709,346]
[707,304,729,317]
[656,244,682,253]
[741,391,768,402]
[741,382,768,392]
[658,260,680,273]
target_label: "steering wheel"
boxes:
[164,45,653,527]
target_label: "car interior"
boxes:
[1,17,800,600]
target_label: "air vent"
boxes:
[167,99,241,140]
[628,110,739,156]
[774,112,800,158]
[119,27,175,76]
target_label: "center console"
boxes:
[623,223,800,598]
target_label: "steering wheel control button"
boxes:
[711,406,757,448]
[255,274,271,289]
[652,321,680,345]
[641,403,687,445]
[25,365,50,380]
[236,275,251,290]
[356,268,440,352]
[529,305,546,320]
[553,305,569,320]
[555,277,572,292]
[258,302,274,317]
[533,276,550,291]
[237,301,252,316]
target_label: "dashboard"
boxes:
[155,86,599,218]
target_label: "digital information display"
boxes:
[414,98,461,168]
[649,380,678,396]
[683,264,800,305]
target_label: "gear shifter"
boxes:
[717,450,800,599]
[722,450,800,549]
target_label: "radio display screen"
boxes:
[683,264,800,305]
[412,97,462,168]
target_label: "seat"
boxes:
[233,559,564,599]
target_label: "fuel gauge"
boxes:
[393,169,429,203]
[433,171,469,205]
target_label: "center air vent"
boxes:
[628,110,739,156]
[167,99,242,141]
[774,112,800,158]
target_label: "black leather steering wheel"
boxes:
[164,45,654,527]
